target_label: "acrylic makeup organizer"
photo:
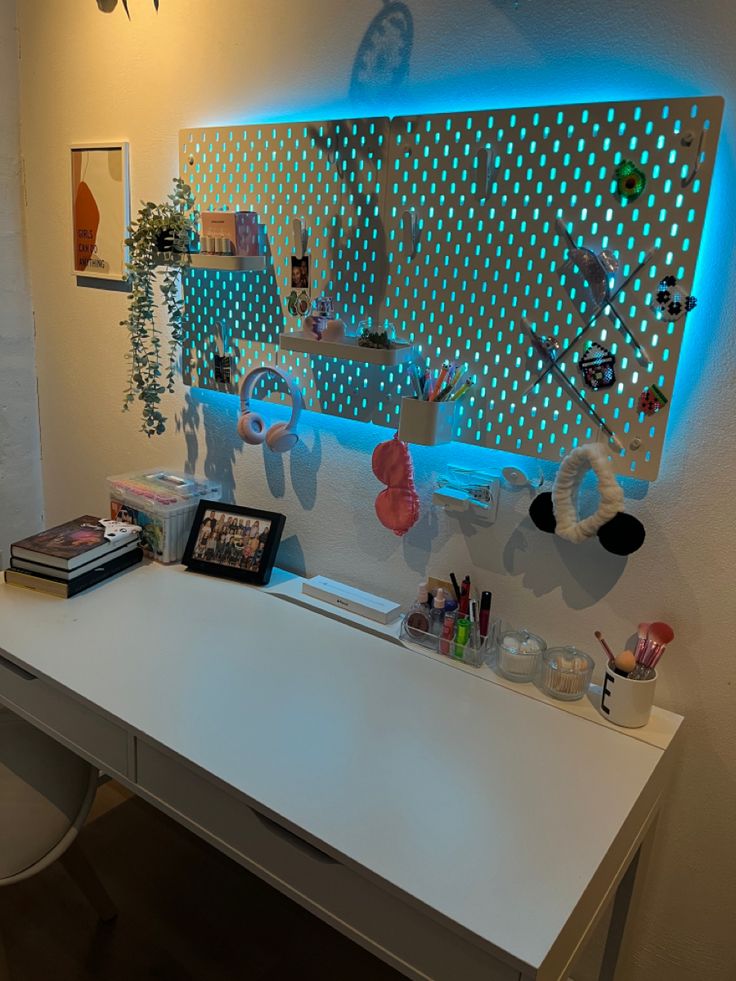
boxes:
[399,612,493,669]
[180,95,723,479]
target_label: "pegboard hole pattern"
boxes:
[180,96,722,480]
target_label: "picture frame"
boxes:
[70,142,130,280]
[182,500,286,586]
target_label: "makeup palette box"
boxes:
[200,211,260,256]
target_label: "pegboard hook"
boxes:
[681,127,706,189]
[402,208,421,259]
[293,217,308,259]
[476,143,495,202]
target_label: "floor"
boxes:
[0,781,404,981]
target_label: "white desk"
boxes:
[0,563,682,981]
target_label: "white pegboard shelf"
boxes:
[278,331,415,365]
[155,251,266,272]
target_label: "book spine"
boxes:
[67,548,143,596]
[4,548,143,598]
[4,570,67,597]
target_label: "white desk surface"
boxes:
[0,564,681,975]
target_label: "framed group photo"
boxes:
[182,501,286,586]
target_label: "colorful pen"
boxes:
[448,377,475,402]
[429,362,450,401]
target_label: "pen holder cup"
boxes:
[495,630,547,684]
[398,397,457,446]
[600,668,657,728]
[400,612,488,668]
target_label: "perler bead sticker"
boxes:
[580,343,616,390]
[638,385,668,416]
[615,160,647,201]
[653,276,697,322]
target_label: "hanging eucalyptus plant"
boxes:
[121,177,198,437]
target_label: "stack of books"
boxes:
[4,516,143,597]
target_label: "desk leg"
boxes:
[59,843,118,923]
[598,816,657,981]
[0,924,10,981]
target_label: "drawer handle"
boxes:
[252,810,338,865]
[0,652,37,681]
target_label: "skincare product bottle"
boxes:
[431,588,447,635]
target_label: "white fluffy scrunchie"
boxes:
[552,443,624,544]
[529,444,645,555]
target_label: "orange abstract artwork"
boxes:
[70,144,129,280]
[73,179,100,272]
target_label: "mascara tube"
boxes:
[479,591,492,641]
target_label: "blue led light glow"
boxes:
[181,93,722,481]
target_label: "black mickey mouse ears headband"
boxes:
[529,444,645,556]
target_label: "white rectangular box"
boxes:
[107,470,221,565]
[302,576,401,624]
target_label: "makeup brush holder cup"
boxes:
[600,668,657,728]
[398,397,457,446]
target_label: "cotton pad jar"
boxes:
[541,647,594,701]
[496,630,547,683]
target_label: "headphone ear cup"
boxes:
[529,492,556,533]
[237,411,267,445]
[266,422,299,454]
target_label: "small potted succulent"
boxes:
[121,178,199,436]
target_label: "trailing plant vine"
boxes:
[121,177,198,437]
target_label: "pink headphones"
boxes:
[237,366,304,453]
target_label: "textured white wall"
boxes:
[15,2,736,978]
[0,0,42,563]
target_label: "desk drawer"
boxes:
[137,740,516,981]
[0,650,129,777]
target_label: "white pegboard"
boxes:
[180,118,400,422]
[180,95,723,479]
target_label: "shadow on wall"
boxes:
[350,1,414,102]
[261,429,322,511]
[177,391,240,504]
[503,515,627,609]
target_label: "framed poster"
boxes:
[70,142,130,280]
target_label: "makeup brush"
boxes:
[642,621,675,671]
[633,622,651,662]
[631,621,674,680]
[594,630,615,665]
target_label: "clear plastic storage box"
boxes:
[107,470,221,564]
